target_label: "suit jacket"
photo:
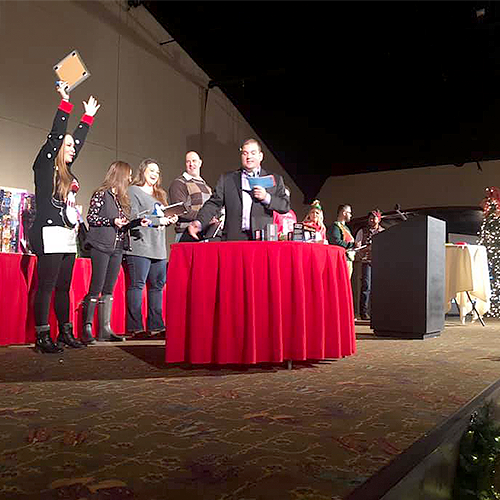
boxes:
[197,167,290,241]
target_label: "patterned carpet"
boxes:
[0,318,499,500]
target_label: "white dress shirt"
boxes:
[241,168,271,231]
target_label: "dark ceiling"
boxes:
[138,1,500,202]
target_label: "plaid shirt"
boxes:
[168,172,212,233]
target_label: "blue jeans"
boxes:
[125,255,167,333]
[360,263,372,317]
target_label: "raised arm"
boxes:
[33,82,73,170]
[70,96,100,165]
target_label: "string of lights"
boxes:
[478,199,500,317]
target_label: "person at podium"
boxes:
[355,209,385,320]
[327,204,359,277]
[187,138,290,241]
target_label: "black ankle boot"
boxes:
[57,323,84,348]
[98,295,124,342]
[81,296,98,345]
[35,325,63,354]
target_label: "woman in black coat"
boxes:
[81,161,148,344]
[29,82,100,353]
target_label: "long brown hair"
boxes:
[53,134,74,200]
[94,161,132,216]
[132,158,168,206]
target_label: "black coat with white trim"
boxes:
[29,100,91,255]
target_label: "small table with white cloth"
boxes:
[445,244,491,324]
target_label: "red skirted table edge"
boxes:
[165,241,356,365]
[0,252,166,345]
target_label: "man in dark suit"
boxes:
[187,138,290,241]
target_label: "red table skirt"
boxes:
[0,253,166,345]
[165,241,356,365]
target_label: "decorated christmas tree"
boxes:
[478,186,500,317]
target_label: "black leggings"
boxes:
[34,253,76,326]
[87,246,124,298]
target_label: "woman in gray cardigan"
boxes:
[124,159,178,338]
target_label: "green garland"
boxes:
[453,402,500,499]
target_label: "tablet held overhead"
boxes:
[53,50,91,92]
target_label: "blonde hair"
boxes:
[303,202,326,234]
[132,158,168,206]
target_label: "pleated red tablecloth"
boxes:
[0,253,162,345]
[165,241,356,365]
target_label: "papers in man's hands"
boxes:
[247,175,275,190]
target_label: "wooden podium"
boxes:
[371,215,446,339]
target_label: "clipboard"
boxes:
[53,50,91,92]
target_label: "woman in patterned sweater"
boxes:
[81,161,149,344]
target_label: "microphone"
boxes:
[394,203,408,221]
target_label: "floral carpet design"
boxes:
[0,319,499,500]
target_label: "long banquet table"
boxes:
[165,241,356,365]
[0,252,165,345]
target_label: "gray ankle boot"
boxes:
[81,296,98,345]
[98,295,124,342]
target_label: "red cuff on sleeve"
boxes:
[81,114,94,126]
[58,99,74,113]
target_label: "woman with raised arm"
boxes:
[29,82,100,353]
[81,161,150,344]
[124,159,178,339]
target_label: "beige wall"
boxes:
[317,161,500,226]
[2,0,497,240]
[0,0,300,248]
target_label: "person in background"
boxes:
[355,209,385,320]
[273,185,297,240]
[302,199,328,244]
[168,151,218,242]
[29,81,100,353]
[188,138,290,241]
[124,159,178,339]
[81,161,149,344]
[327,204,359,277]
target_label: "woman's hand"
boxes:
[114,217,128,228]
[56,81,70,101]
[159,215,178,226]
[83,96,101,117]
[140,218,151,227]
